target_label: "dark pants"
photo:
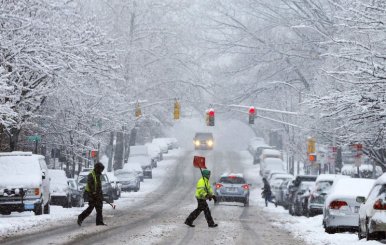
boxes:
[186,198,214,225]
[265,193,276,207]
[78,195,104,225]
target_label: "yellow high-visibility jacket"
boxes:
[195,177,213,199]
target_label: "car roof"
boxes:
[261,149,281,155]
[220,173,244,178]
[316,174,350,183]
[375,173,386,185]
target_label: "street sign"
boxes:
[27,135,41,142]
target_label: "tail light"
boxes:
[242,184,249,190]
[373,199,386,210]
[215,183,223,189]
[34,188,40,196]
[329,200,348,209]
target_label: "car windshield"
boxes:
[195,133,213,139]
[219,176,245,184]
[116,172,136,180]
[68,180,76,189]
[316,181,333,193]
[78,176,87,184]
[300,181,314,191]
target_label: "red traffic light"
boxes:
[309,154,316,162]
[249,107,255,114]
[208,109,215,117]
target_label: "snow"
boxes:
[0,149,184,238]
[374,173,386,185]
[0,155,42,189]
[325,178,375,205]
[129,145,148,156]
[315,174,350,183]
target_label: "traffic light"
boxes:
[208,109,215,126]
[135,102,142,118]
[173,100,180,120]
[248,106,256,124]
[309,154,317,162]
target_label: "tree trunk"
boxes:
[9,128,21,151]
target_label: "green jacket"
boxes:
[85,170,102,198]
[195,176,213,199]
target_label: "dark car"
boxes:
[193,132,214,150]
[213,173,250,207]
[142,165,152,179]
[287,175,317,215]
[115,170,140,192]
[67,178,84,207]
[289,181,315,216]
[77,173,114,203]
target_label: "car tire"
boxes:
[366,220,376,241]
[34,203,43,215]
[325,226,336,234]
[0,211,11,215]
[289,204,294,216]
[44,202,50,214]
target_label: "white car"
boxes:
[0,152,51,215]
[123,162,145,182]
[261,158,286,178]
[323,178,375,234]
[152,138,169,154]
[49,169,71,208]
[358,173,386,240]
[130,145,157,168]
[145,142,163,162]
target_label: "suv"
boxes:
[193,132,214,150]
[49,169,71,208]
[0,152,50,215]
[213,173,250,207]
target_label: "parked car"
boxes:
[145,142,163,162]
[67,178,84,207]
[358,173,386,240]
[268,172,293,183]
[253,145,274,164]
[286,175,317,213]
[115,169,140,192]
[77,173,115,203]
[130,145,156,168]
[247,137,266,155]
[123,162,145,182]
[152,138,169,154]
[260,158,286,178]
[289,181,315,216]
[213,173,250,207]
[193,132,214,150]
[306,174,350,217]
[49,169,71,208]
[323,178,375,234]
[276,178,294,208]
[105,172,121,200]
[0,152,51,215]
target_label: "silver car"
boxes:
[323,178,374,234]
[115,170,140,192]
[213,173,250,207]
[358,173,386,241]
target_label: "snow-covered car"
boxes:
[127,155,152,179]
[260,149,282,163]
[260,158,286,178]
[49,169,71,208]
[0,152,51,215]
[123,162,145,182]
[286,175,317,212]
[252,145,274,164]
[275,178,294,208]
[307,174,350,217]
[115,169,140,192]
[213,173,250,207]
[145,142,163,162]
[358,173,386,240]
[267,172,292,183]
[247,137,266,155]
[105,172,121,200]
[130,145,156,168]
[323,178,375,234]
[152,138,169,154]
[289,181,315,216]
[193,132,214,150]
[67,178,84,207]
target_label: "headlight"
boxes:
[207,140,213,146]
[194,140,200,146]
[26,188,40,196]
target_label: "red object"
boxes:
[242,184,249,190]
[329,200,348,209]
[373,199,386,210]
[309,154,317,162]
[193,156,206,169]
[209,109,215,117]
[91,150,98,158]
[215,183,223,189]
[249,107,255,114]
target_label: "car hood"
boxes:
[0,175,42,189]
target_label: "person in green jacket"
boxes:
[77,162,106,226]
[185,169,218,228]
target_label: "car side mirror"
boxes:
[356,196,366,204]
[42,175,46,180]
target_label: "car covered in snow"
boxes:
[49,169,71,208]
[358,173,386,240]
[127,154,153,179]
[213,173,250,207]
[289,181,315,216]
[0,152,51,215]
[123,162,145,182]
[193,132,214,150]
[323,178,375,233]
[105,172,121,200]
[306,174,350,217]
[145,142,163,162]
[275,178,294,208]
[260,158,286,178]
[152,138,169,154]
[130,145,156,168]
[286,175,317,212]
[67,178,84,207]
[115,169,140,192]
[252,145,274,165]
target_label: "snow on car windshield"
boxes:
[0,156,41,188]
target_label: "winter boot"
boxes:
[184,220,195,227]
[208,223,218,228]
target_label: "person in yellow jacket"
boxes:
[185,169,218,228]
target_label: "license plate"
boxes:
[227,187,237,192]
[24,204,35,210]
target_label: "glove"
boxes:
[212,195,217,202]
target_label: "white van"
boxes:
[260,149,282,162]
[260,158,286,178]
[0,152,50,215]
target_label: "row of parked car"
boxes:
[0,137,178,216]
